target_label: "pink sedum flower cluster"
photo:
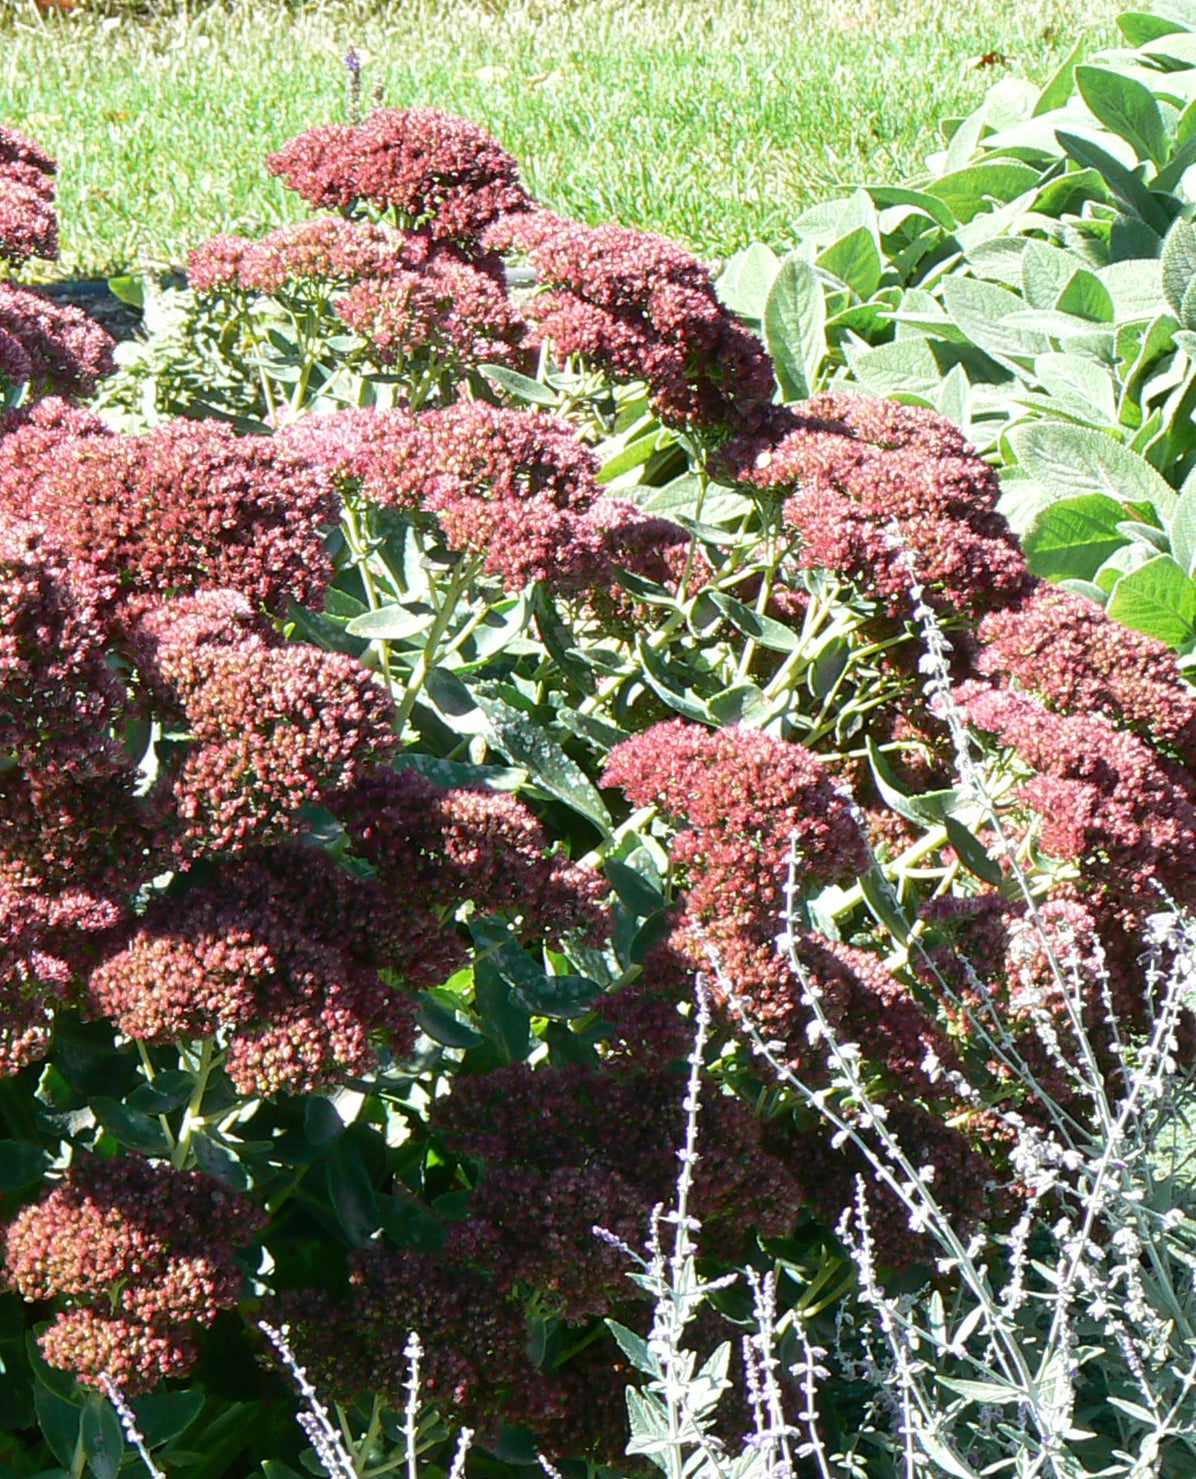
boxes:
[0,126,116,396]
[4,1157,264,1392]
[729,391,1030,619]
[0,125,57,268]
[0,417,338,614]
[266,108,533,248]
[286,401,616,590]
[488,210,776,429]
[0,283,115,398]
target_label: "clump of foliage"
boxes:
[717,0,1196,658]
[3,33,1196,1479]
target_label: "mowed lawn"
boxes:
[0,0,1121,276]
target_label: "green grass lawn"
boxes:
[1,0,1120,277]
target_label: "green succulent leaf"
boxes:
[81,1395,124,1479]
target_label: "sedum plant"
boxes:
[3,75,1196,1479]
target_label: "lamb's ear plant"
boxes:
[720,0,1196,658]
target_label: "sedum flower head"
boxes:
[266,108,533,248]
[490,210,775,429]
[956,681,1196,907]
[0,126,57,268]
[132,601,396,861]
[189,216,416,293]
[0,283,114,397]
[976,580,1196,763]
[335,766,608,942]
[434,1059,802,1318]
[334,249,526,371]
[0,419,338,614]
[733,391,1029,617]
[602,719,870,904]
[4,1156,264,1392]
[0,512,123,768]
[289,401,609,589]
[88,844,425,1097]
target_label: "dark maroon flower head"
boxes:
[0,393,111,451]
[0,419,339,614]
[4,1155,264,1392]
[0,127,57,268]
[88,845,426,1096]
[583,497,702,587]
[0,881,125,1075]
[293,1247,533,1424]
[266,108,533,248]
[335,252,526,372]
[0,180,57,269]
[976,581,1196,763]
[0,759,150,896]
[0,326,30,383]
[276,404,421,499]
[733,391,1029,617]
[434,1060,802,1318]
[265,123,362,211]
[0,127,56,193]
[189,217,417,293]
[0,512,123,767]
[0,283,114,396]
[491,210,775,430]
[764,1099,996,1268]
[703,927,958,1095]
[956,681,1196,907]
[335,765,608,943]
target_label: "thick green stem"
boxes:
[341,497,396,693]
[135,1040,176,1153]
[391,556,484,738]
[171,1038,219,1170]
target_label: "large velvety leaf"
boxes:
[1106,554,1196,644]
[1022,493,1130,580]
[924,162,1041,224]
[1055,131,1173,235]
[1075,64,1170,166]
[763,253,826,401]
[817,226,883,299]
[1163,217,1196,322]
[1021,241,1081,308]
[941,276,1051,361]
[1007,422,1178,522]
[716,241,782,323]
[1118,10,1190,44]
[1168,491,1196,573]
[1033,32,1091,115]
